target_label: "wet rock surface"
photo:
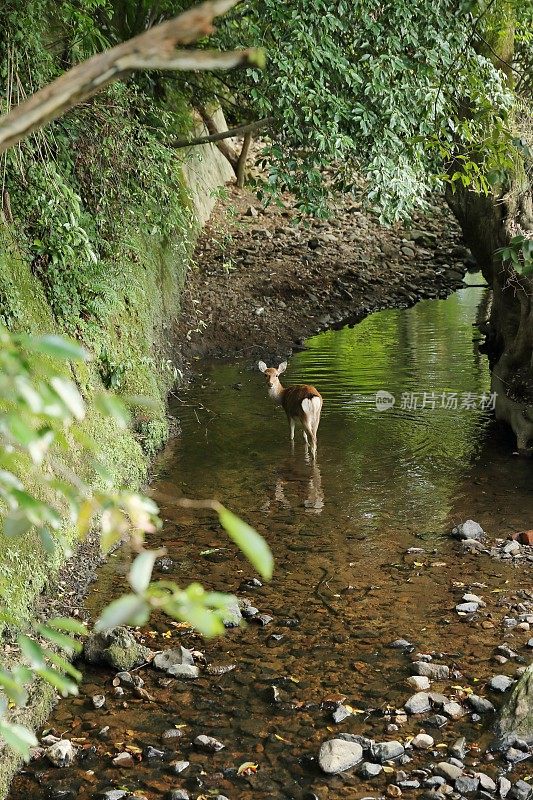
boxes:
[84,627,153,671]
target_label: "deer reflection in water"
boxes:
[261,453,324,515]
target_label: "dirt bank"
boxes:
[174,185,473,365]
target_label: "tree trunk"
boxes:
[445,0,533,451]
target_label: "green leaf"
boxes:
[18,635,45,668]
[0,720,38,759]
[179,605,225,637]
[3,513,33,539]
[46,617,88,636]
[35,668,78,697]
[94,594,150,632]
[218,506,273,581]
[43,649,83,683]
[23,335,89,362]
[39,526,55,555]
[129,550,157,594]
[95,393,130,428]
[36,625,83,654]
[50,377,85,421]
[0,668,29,706]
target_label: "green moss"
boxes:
[0,168,195,625]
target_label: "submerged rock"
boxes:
[45,739,77,768]
[84,627,153,671]
[494,665,533,747]
[318,738,363,773]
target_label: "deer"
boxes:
[258,361,323,458]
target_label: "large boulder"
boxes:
[84,627,153,671]
[494,665,533,748]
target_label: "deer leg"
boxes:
[289,417,295,441]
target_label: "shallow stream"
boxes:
[10,281,533,800]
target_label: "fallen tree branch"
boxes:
[0,0,262,155]
[171,116,275,148]
[197,104,239,170]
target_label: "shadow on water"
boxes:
[9,281,533,800]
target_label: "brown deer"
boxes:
[258,361,323,458]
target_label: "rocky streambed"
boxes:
[7,201,533,800]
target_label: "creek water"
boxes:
[10,281,533,800]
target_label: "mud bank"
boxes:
[174,186,475,365]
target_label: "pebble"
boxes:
[435,762,464,781]
[169,792,190,800]
[372,741,405,762]
[443,701,465,719]
[468,694,495,713]
[332,704,352,724]
[426,714,448,728]
[412,662,450,680]
[489,675,514,692]
[101,792,127,800]
[170,760,190,774]
[412,734,434,750]
[387,785,402,798]
[194,735,225,752]
[455,776,480,794]
[112,751,134,768]
[45,740,77,768]
[478,774,497,792]
[167,664,200,679]
[407,676,431,691]
[153,647,194,672]
[318,738,363,773]
[399,780,421,790]
[511,781,533,800]
[456,602,479,614]
[145,746,165,759]
[425,777,446,787]
[463,593,485,606]
[503,541,521,556]
[505,747,529,763]
[92,694,106,709]
[162,729,183,741]
[390,639,413,649]
[500,777,512,798]
[405,692,431,714]
[360,761,383,778]
[450,737,467,759]
[252,613,273,626]
[452,520,484,540]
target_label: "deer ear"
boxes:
[258,361,267,373]
[278,361,287,374]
